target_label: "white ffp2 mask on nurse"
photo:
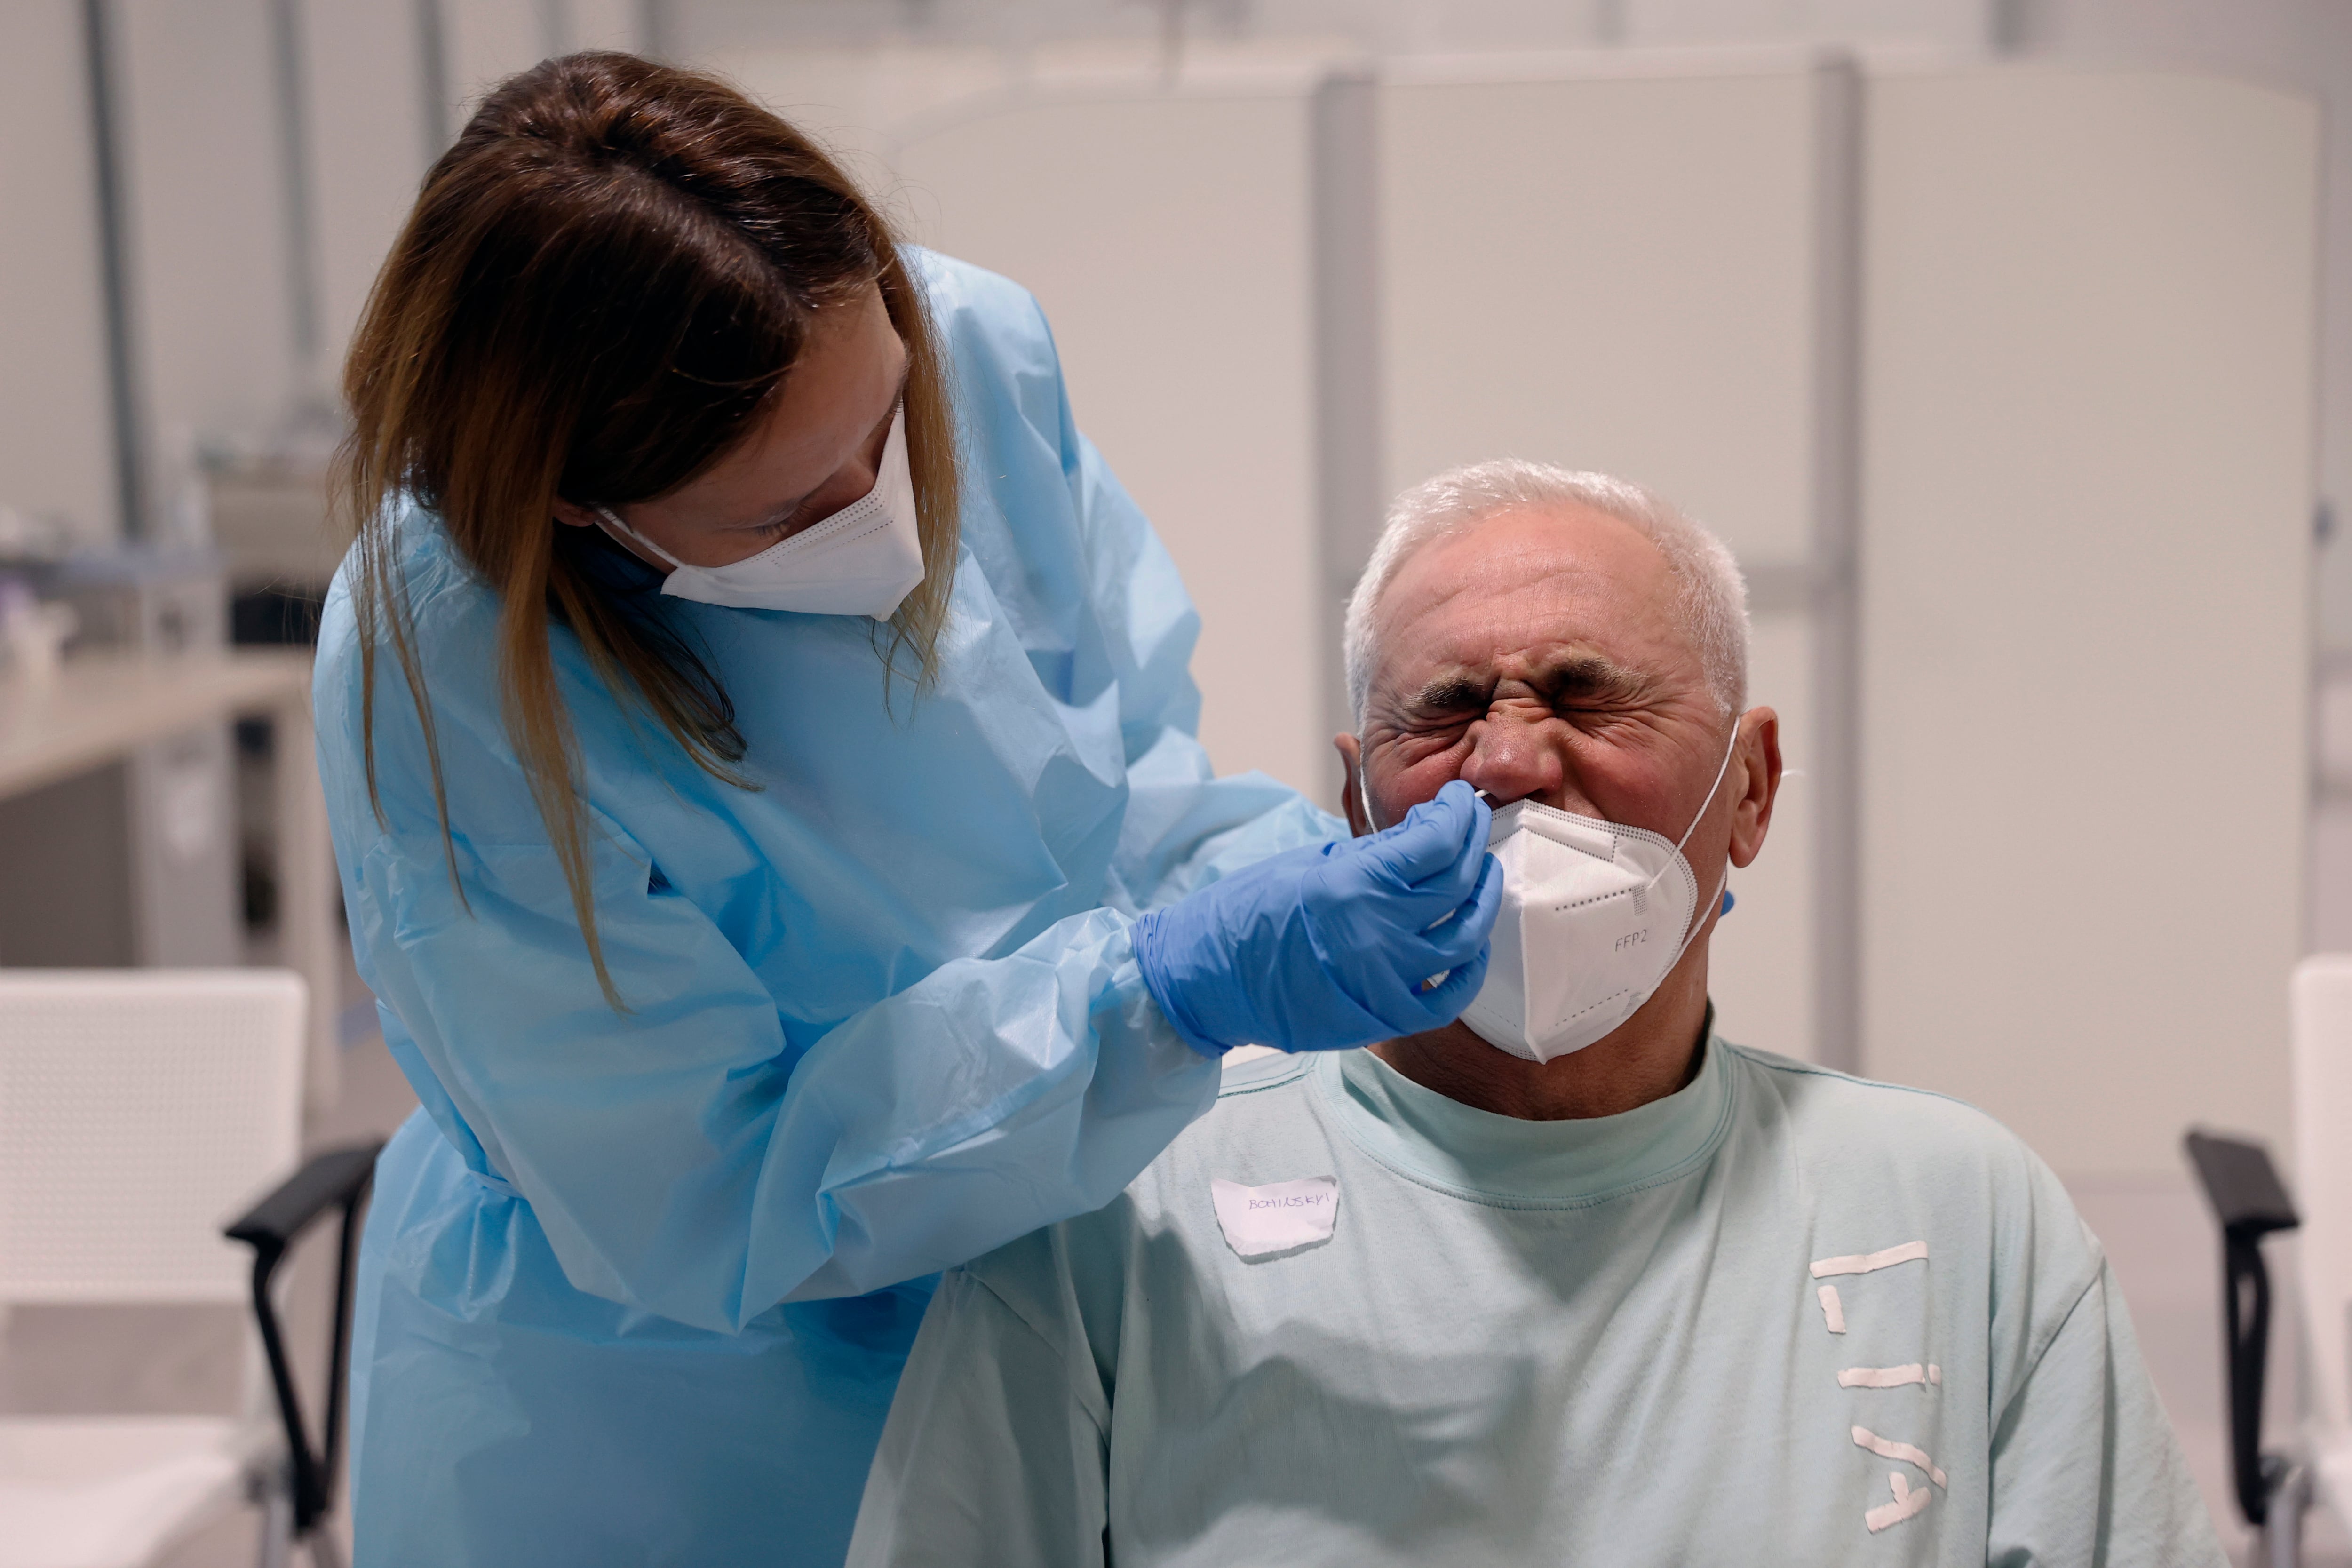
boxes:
[595,409,926,619]
[1460,731,1740,1064]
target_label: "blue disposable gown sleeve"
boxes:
[356,810,1215,1322]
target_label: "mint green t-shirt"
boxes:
[848,1033,2224,1567]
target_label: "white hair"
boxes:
[1343,461,1750,726]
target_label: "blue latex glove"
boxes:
[1132,780,1502,1054]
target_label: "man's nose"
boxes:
[1456,711,1572,808]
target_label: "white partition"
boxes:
[115,0,300,463]
[2293,956,2352,1439]
[1714,614,1821,1058]
[888,79,1332,799]
[442,0,549,118]
[1862,68,2317,1175]
[0,0,117,543]
[1379,60,1826,561]
[303,0,430,374]
[1379,57,1853,1066]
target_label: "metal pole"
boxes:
[1809,54,1866,1075]
[536,0,572,60]
[80,0,148,541]
[415,0,450,164]
[268,0,324,393]
[636,0,671,60]
[2264,1461,2310,1568]
[1311,73,1383,804]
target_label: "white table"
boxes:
[0,650,339,1114]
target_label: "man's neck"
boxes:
[1368,960,1712,1121]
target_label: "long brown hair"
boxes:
[339,52,960,1005]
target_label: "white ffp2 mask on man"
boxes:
[1460,732,1739,1064]
[595,409,926,619]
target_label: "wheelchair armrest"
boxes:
[224,1140,385,1539]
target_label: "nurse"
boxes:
[317,51,1497,1568]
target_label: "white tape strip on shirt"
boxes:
[1851,1426,1947,1489]
[1817,1284,1847,1334]
[1811,1240,1929,1278]
[1865,1472,1934,1533]
[1838,1363,1941,1389]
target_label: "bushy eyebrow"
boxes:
[1540,651,1653,704]
[1402,651,1653,716]
[1409,672,1488,712]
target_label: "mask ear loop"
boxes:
[1645,726,1742,963]
[1644,726,1742,890]
[1665,863,1732,975]
[594,505,688,571]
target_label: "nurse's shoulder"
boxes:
[905,248,1060,384]
[904,250,1080,460]
[313,504,520,834]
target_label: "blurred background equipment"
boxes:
[5,0,2352,1560]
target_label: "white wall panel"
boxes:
[445,0,546,116]
[1862,68,2317,1175]
[888,85,1331,798]
[564,0,642,53]
[0,0,116,542]
[303,0,429,376]
[1378,64,1821,563]
[709,44,1007,196]
[1710,610,1819,1061]
[118,0,297,470]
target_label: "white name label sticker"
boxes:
[1211,1176,1340,1259]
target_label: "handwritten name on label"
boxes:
[1211,1176,1340,1259]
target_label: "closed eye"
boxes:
[1405,674,1490,725]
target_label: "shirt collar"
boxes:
[1315,1015,1734,1206]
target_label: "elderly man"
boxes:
[845,462,2221,1566]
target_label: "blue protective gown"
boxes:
[316,251,1342,1568]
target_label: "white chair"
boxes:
[0,970,377,1568]
[2292,956,2352,1548]
[2188,956,2352,1568]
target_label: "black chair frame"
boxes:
[223,1141,384,1546]
[2184,1127,2308,1561]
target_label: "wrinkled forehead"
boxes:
[1370,504,1698,697]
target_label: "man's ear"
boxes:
[553,499,601,529]
[1334,733,1374,837]
[1726,707,1782,870]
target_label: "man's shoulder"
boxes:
[1723,1039,2036,1162]
[1717,1038,2081,1245]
